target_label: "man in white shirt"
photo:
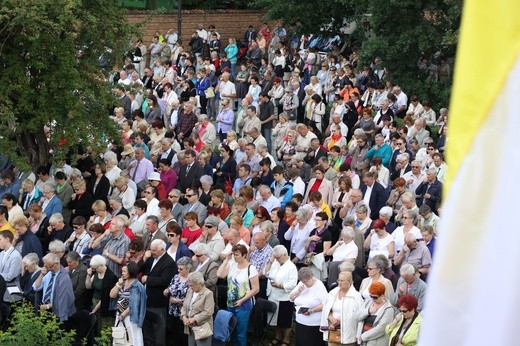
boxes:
[392,86,408,117]
[429,153,448,184]
[403,160,426,194]
[215,72,236,104]
[257,185,281,213]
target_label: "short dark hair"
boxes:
[0,230,14,243]
[134,199,148,211]
[272,166,284,175]
[159,158,171,166]
[55,171,67,181]
[259,157,272,167]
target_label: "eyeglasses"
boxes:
[72,225,82,229]
[195,254,203,258]
[370,295,380,299]
[167,233,176,237]
[144,191,152,194]
[204,224,214,228]
[168,195,178,198]
[396,142,404,145]
[367,267,376,271]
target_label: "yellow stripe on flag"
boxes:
[446,0,520,191]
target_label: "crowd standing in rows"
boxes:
[0,21,449,346]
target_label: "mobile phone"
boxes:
[298,307,309,314]
[320,326,329,331]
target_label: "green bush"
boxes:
[0,303,75,345]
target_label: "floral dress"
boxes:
[167,274,189,317]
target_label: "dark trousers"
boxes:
[143,306,167,346]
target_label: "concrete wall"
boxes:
[126,9,269,45]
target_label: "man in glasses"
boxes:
[390,153,411,182]
[189,216,225,262]
[393,264,427,312]
[167,189,183,223]
[403,160,426,194]
[33,253,76,323]
[179,187,207,228]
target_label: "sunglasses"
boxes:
[400,309,409,313]
[72,225,82,229]
[185,194,195,197]
[195,254,203,257]
[204,224,214,228]
[168,195,178,198]
[167,233,176,237]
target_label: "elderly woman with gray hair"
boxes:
[325,226,358,289]
[263,245,298,346]
[359,257,395,302]
[181,271,215,346]
[289,267,328,346]
[284,207,315,266]
[85,254,118,335]
[164,256,192,346]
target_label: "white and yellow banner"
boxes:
[420,0,520,345]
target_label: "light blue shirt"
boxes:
[33,270,59,304]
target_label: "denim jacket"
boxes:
[129,280,147,328]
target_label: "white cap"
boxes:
[148,172,161,181]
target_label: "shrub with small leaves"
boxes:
[0,303,75,345]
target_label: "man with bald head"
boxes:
[140,239,176,345]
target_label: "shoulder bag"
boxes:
[112,320,131,346]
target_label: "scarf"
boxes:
[329,133,343,149]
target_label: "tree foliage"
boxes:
[255,0,462,107]
[0,0,138,169]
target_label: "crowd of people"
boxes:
[0,20,450,346]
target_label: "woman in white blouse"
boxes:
[289,267,328,346]
[326,226,358,263]
[284,208,315,265]
[263,245,298,346]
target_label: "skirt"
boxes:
[271,300,294,329]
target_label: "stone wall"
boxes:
[126,9,269,45]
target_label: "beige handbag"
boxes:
[205,87,215,98]
[192,322,213,340]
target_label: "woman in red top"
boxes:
[180,211,202,246]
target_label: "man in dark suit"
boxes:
[140,239,177,346]
[389,152,412,182]
[141,67,154,90]
[142,215,168,251]
[176,149,203,194]
[360,171,388,220]
[65,251,89,310]
[304,138,328,167]
[415,168,442,214]
[291,80,306,123]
